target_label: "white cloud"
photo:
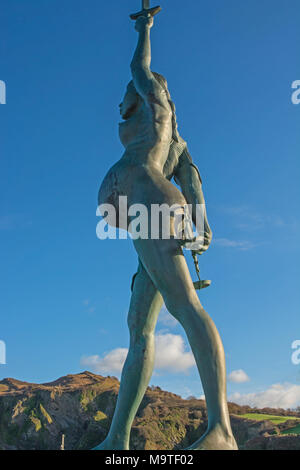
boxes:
[229,383,300,409]
[214,238,256,251]
[228,369,250,383]
[80,348,128,374]
[80,333,195,375]
[155,333,195,372]
[221,205,286,231]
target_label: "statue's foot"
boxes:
[185,425,238,450]
[92,441,109,450]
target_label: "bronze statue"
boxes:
[94,2,238,450]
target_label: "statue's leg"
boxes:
[93,260,163,450]
[132,238,238,450]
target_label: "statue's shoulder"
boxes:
[171,135,186,152]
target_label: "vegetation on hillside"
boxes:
[0,372,300,450]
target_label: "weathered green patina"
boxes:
[94,2,238,451]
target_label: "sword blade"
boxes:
[143,0,150,10]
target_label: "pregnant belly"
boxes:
[98,160,132,209]
[98,160,187,232]
[98,160,136,229]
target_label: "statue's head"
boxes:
[119,72,179,142]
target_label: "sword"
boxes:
[130,0,161,20]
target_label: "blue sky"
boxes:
[1,0,300,409]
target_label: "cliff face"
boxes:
[0,371,299,450]
[0,372,120,450]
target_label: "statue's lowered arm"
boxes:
[174,148,213,254]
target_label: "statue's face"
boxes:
[119,81,140,120]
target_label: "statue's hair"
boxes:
[152,72,180,142]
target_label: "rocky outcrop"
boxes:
[244,434,300,450]
[0,372,299,450]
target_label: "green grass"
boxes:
[282,424,300,435]
[29,412,42,432]
[240,413,299,425]
[39,404,52,424]
[93,410,107,422]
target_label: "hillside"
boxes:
[0,371,299,450]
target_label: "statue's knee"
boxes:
[127,311,152,341]
[130,328,154,347]
[163,297,181,322]
[163,288,189,311]
[164,294,201,324]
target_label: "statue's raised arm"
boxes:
[130,15,169,112]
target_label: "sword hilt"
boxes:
[130,5,161,20]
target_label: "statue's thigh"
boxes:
[128,260,163,335]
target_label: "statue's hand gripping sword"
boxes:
[130,0,161,20]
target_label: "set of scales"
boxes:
[131,0,211,292]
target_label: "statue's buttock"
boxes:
[98,157,187,233]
